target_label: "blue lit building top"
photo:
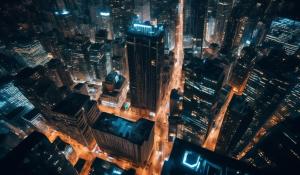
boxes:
[89,158,135,175]
[266,17,300,55]
[92,112,154,145]
[127,23,164,37]
[54,9,70,16]
[162,139,259,175]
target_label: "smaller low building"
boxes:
[92,112,154,165]
[100,71,128,108]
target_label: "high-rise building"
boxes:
[216,95,254,155]
[184,0,208,50]
[265,17,300,55]
[221,0,263,54]
[107,0,135,36]
[243,116,300,175]
[14,66,65,111]
[182,58,224,144]
[204,0,234,45]
[91,112,155,165]
[229,46,256,93]
[46,59,74,88]
[162,138,259,175]
[134,0,150,22]
[126,23,164,113]
[150,0,178,50]
[12,40,50,68]
[0,77,34,116]
[170,89,184,117]
[0,132,78,175]
[87,43,107,82]
[229,49,300,157]
[63,35,91,82]
[50,93,100,146]
[168,89,184,142]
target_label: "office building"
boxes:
[221,0,262,54]
[134,0,150,22]
[230,49,300,157]
[184,0,208,50]
[50,93,100,146]
[170,89,184,117]
[0,77,34,116]
[0,132,78,175]
[11,40,50,68]
[126,23,164,113]
[73,83,89,96]
[162,138,259,175]
[63,35,91,82]
[229,46,256,93]
[14,66,65,111]
[243,116,300,175]
[107,0,135,36]
[100,71,128,108]
[216,95,254,155]
[265,17,300,55]
[87,43,107,82]
[89,158,136,175]
[150,0,177,50]
[46,59,73,88]
[182,58,224,144]
[92,112,155,165]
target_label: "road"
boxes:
[202,89,235,151]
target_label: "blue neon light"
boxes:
[133,23,152,28]
[61,9,70,15]
[182,151,201,171]
[112,169,122,175]
[100,12,110,16]
[54,9,70,16]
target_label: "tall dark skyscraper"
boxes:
[184,0,208,49]
[242,116,300,175]
[126,23,164,113]
[229,49,300,158]
[182,58,224,144]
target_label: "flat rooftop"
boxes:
[92,112,154,145]
[127,23,164,37]
[90,158,135,175]
[53,93,90,116]
[162,139,259,175]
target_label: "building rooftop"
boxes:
[127,23,164,37]
[162,139,259,175]
[53,93,90,116]
[104,71,125,89]
[90,158,135,175]
[92,112,154,145]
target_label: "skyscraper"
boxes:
[216,95,254,155]
[182,58,224,144]
[0,132,78,175]
[229,49,300,158]
[265,17,300,55]
[184,0,208,50]
[12,40,50,68]
[126,23,164,113]
[46,59,74,88]
[243,116,300,175]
